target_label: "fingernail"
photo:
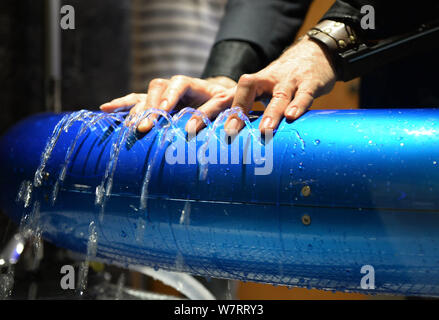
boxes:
[225,118,240,135]
[159,100,168,109]
[261,117,272,129]
[186,118,198,133]
[286,107,297,118]
[138,119,153,132]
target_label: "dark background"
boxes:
[0,0,132,135]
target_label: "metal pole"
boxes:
[45,0,62,113]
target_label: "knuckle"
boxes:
[171,75,187,82]
[238,74,257,87]
[149,78,167,88]
[213,92,231,103]
[272,90,290,100]
[132,104,144,112]
[297,88,315,98]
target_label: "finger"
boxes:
[146,78,169,109]
[284,89,314,121]
[225,74,259,135]
[185,89,235,134]
[127,102,148,126]
[137,79,169,132]
[259,83,294,134]
[100,93,146,112]
[159,75,192,111]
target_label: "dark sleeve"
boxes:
[322,1,439,40]
[203,0,312,81]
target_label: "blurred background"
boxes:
[1,0,388,300]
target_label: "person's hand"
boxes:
[224,35,337,135]
[100,76,237,133]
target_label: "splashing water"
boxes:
[51,113,111,205]
[0,201,42,298]
[138,109,181,211]
[172,107,212,137]
[138,107,211,212]
[0,266,14,300]
[19,201,44,271]
[95,116,134,220]
[16,180,33,209]
[76,221,98,297]
[175,252,185,272]
[34,110,94,188]
[5,108,224,299]
[135,217,146,244]
[198,107,262,181]
[33,114,71,188]
[10,111,117,273]
[292,129,306,151]
[13,111,107,276]
[7,106,278,299]
[96,109,171,221]
[115,273,126,300]
[19,201,41,242]
[179,201,191,225]
[225,280,233,300]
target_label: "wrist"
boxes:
[306,20,360,80]
[302,34,338,79]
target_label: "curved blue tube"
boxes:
[1,109,439,296]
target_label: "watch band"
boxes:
[307,20,359,78]
[307,20,358,51]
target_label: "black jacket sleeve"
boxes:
[203,0,311,81]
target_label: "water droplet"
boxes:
[313,139,320,145]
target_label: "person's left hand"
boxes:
[100,76,237,133]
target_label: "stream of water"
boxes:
[2,107,290,299]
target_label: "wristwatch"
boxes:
[306,20,359,78]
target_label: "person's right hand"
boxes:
[100,76,237,133]
[225,35,337,135]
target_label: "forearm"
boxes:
[203,0,311,82]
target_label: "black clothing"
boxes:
[203,0,439,107]
[322,0,439,40]
[203,0,312,81]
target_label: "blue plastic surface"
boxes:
[1,109,439,296]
